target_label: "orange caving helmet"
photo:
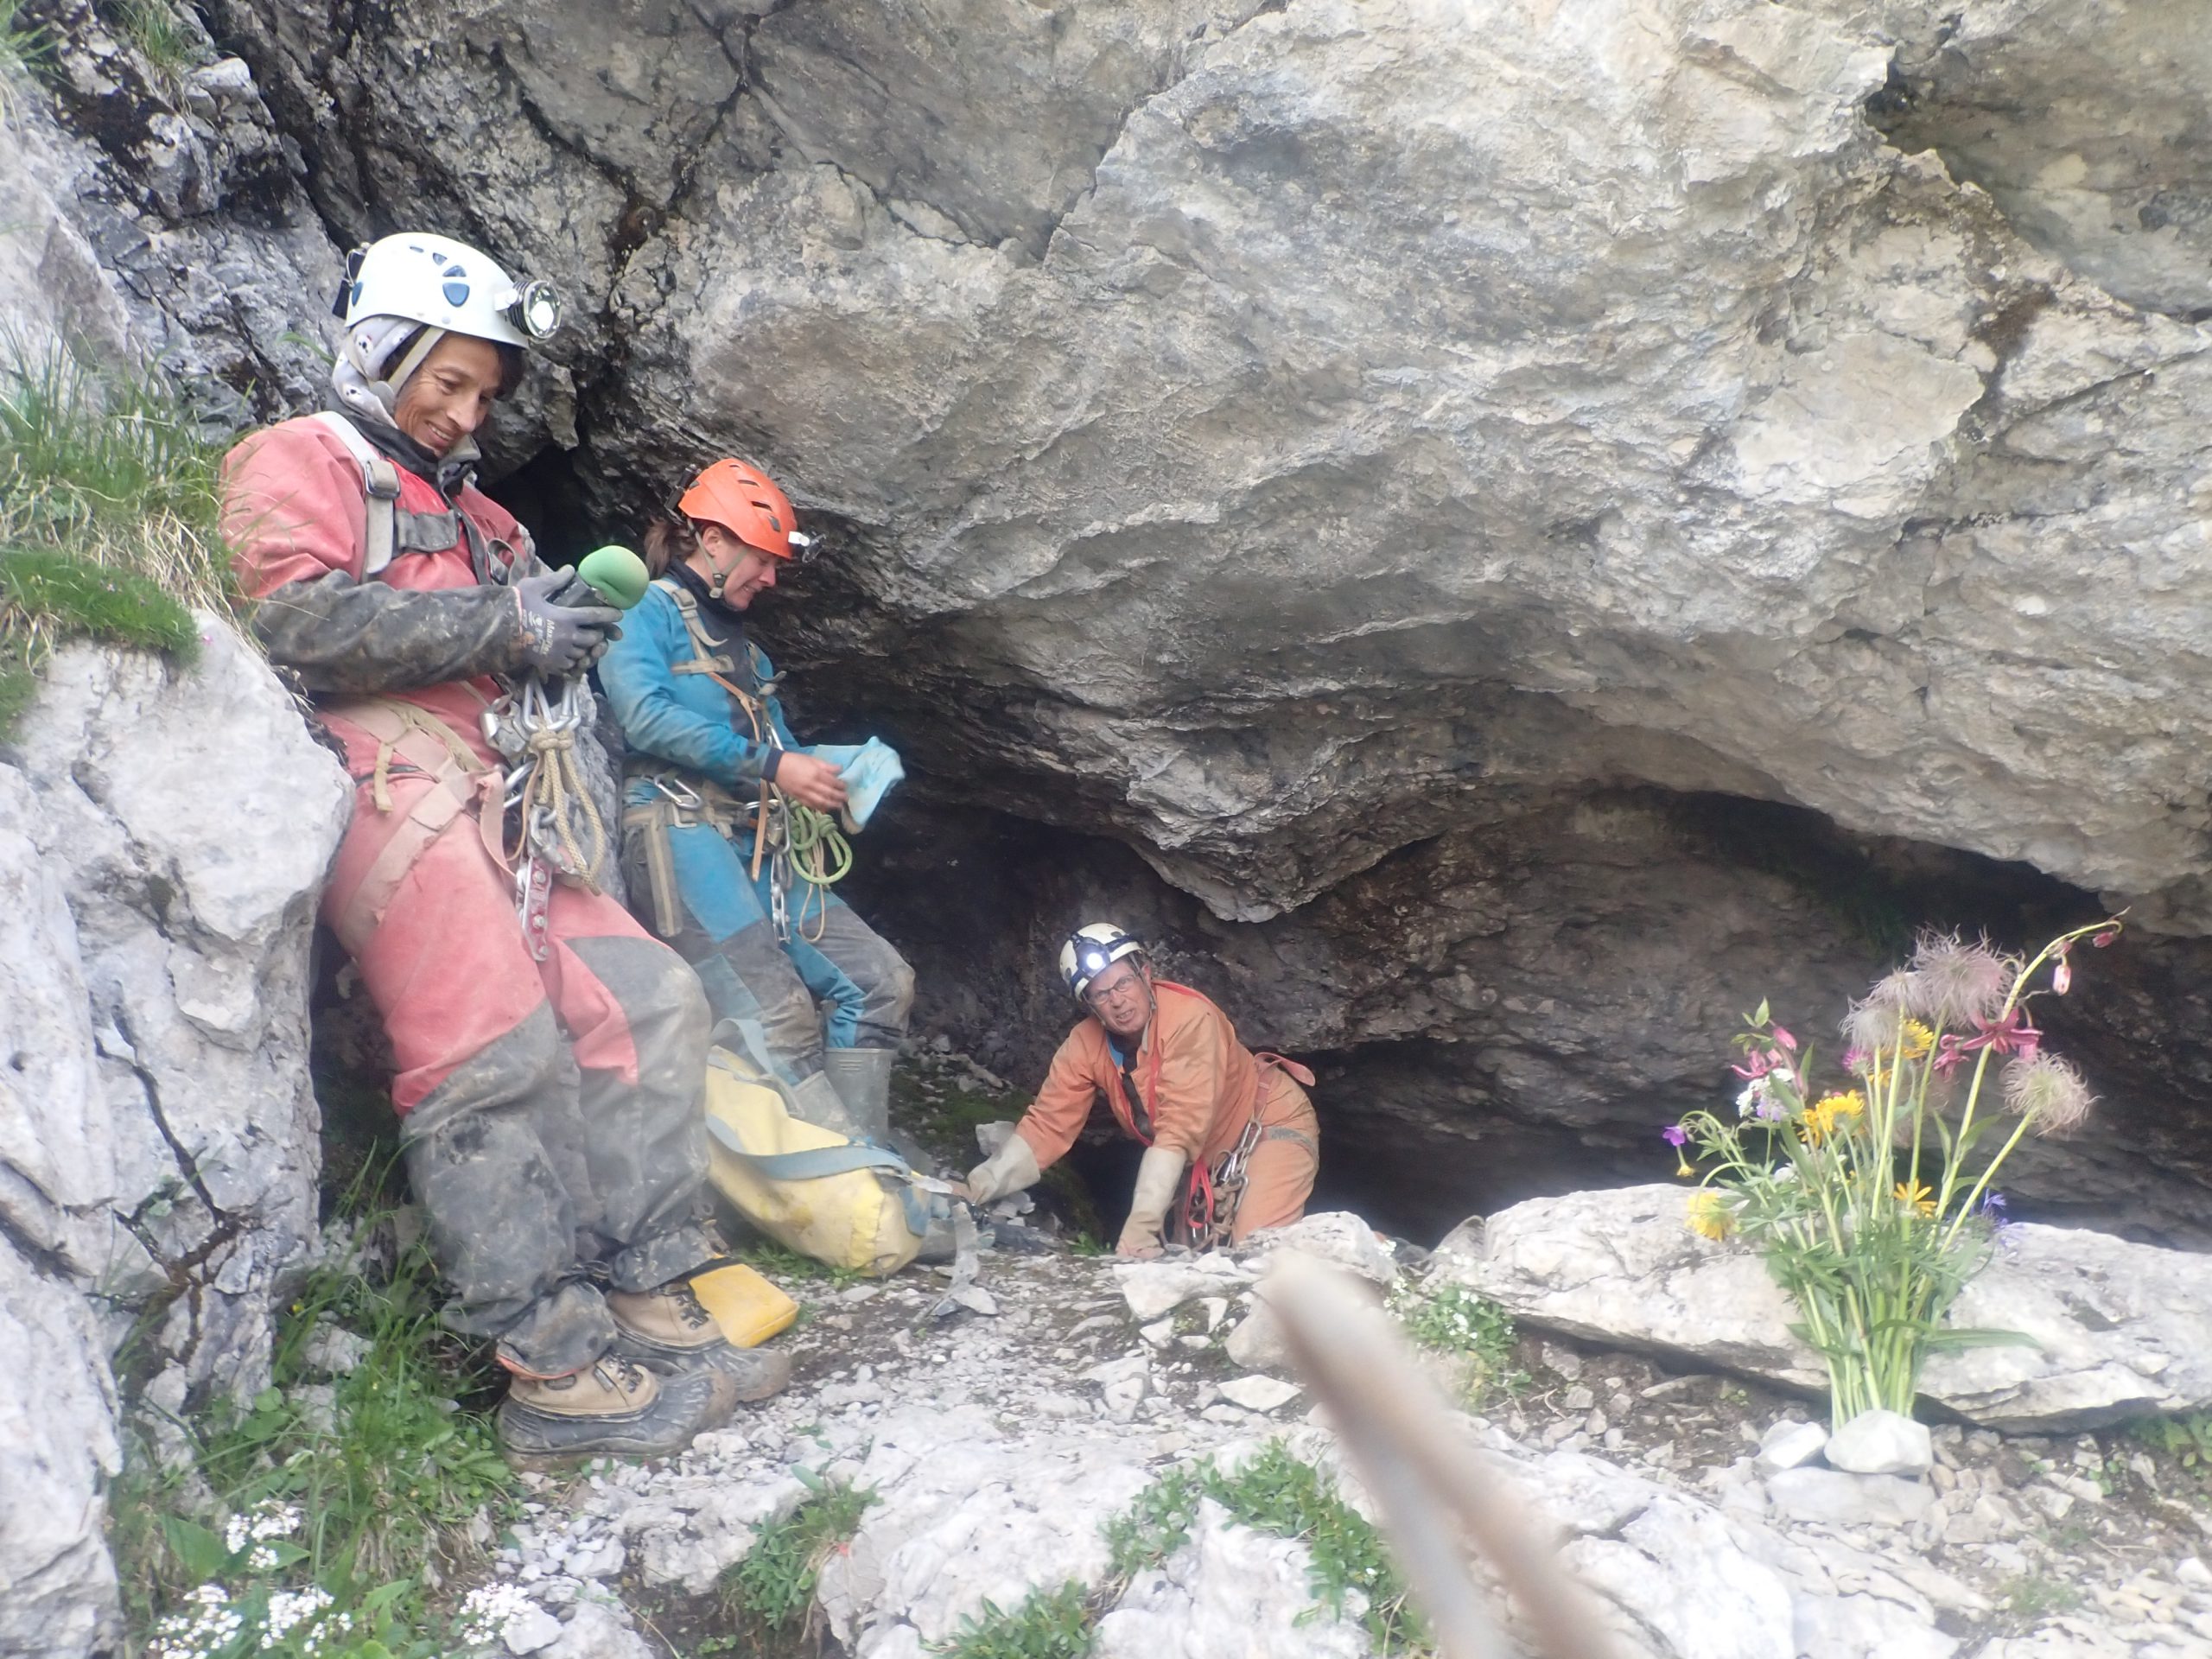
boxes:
[677,458,813,561]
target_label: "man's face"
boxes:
[1084,957,1153,1039]
[392,333,504,456]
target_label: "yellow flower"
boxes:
[1796,1090,1866,1147]
[1675,1158,1694,1179]
[1687,1192,1733,1241]
[1894,1180,1936,1217]
[1897,1020,1936,1060]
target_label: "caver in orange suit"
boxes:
[1013,981,1319,1245]
[223,414,715,1380]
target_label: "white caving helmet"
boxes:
[328,232,563,425]
[1060,922,1146,1003]
[334,232,562,348]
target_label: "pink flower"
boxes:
[1934,1006,2042,1075]
[2093,929,2120,949]
[1662,1125,1689,1147]
[1771,1027,1798,1052]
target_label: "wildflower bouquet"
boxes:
[1666,921,2119,1424]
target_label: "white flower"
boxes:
[263,1585,336,1648]
[456,1581,542,1648]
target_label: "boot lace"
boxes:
[665,1283,715,1332]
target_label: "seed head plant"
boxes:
[1665,919,2121,1424]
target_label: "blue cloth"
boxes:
[807,738,905,830]
[598,582,801,804]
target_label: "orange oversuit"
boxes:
[222,414,714,1377]
[1014,981,1319,1243]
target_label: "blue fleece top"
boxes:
[598,581,805,804]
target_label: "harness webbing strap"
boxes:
[321,696,504,955]
[310,410,472,581]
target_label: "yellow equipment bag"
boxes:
[689,1262,799,1348]
[702,1046,938,1277]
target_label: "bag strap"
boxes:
[702,1116,911,1180]
[312,411,402,576]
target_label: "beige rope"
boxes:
[512,721,607,891]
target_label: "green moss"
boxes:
[0,344,238,735]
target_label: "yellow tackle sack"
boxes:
[701,1046,937,1277]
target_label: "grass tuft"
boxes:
[1201,1443,1425,1653]
[930,1580,1093,1659]
[0,0,53,79]
[1385,1276,1529,1404]
[111,1173,521,1655]
[1103,1465,1201,1580]
[110,0,197,73]
[0,342,237,734]
[719,1479,877,1638]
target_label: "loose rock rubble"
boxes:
[447,1204,2212,1659]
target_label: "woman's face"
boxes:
[692,524,780,609]
[391,333,504,456]
[1084,958,1154,1041]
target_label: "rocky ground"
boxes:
[426,1056,2212,1659]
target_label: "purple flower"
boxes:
[1662,1125,1689,1147]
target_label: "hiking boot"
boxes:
[497,1355,727,1471]
[608,1280,795,1412]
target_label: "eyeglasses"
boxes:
[1084,966,1146,1008]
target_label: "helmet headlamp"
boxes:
[506,280,563,340]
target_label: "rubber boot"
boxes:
[786,1069,859,1137]
[609,1280,795,1414]
[822,1047,893,1143]
[498,1353,727,1471]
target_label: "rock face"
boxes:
[11,0,2212,1253]
[8,0,339,422]
[203,0,2212,935]
[1445,1184,2212,1432]
[0,627,349,1656]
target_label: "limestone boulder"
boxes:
[1445,1184,2212,1432]
[0,624,347,1656]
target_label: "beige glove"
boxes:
[964,1132,1043,1206]
[1116,1145,1188,1258]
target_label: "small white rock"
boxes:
[1825,1409,1933,1478]
[502,1604,564,1655]
[1218,1375,1302,1413]
[1755,1418,1831,1477]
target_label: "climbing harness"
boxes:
[1103,1005,1316,1250]
[631,577,855,944]
[482,673,610,960]
[308,411,507,583]
[312,408,613,960]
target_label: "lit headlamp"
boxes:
[1084,951,1107,974]
[505,280,563,341]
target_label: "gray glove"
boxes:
[513,571,622,677]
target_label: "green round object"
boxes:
[576,544,651,610]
